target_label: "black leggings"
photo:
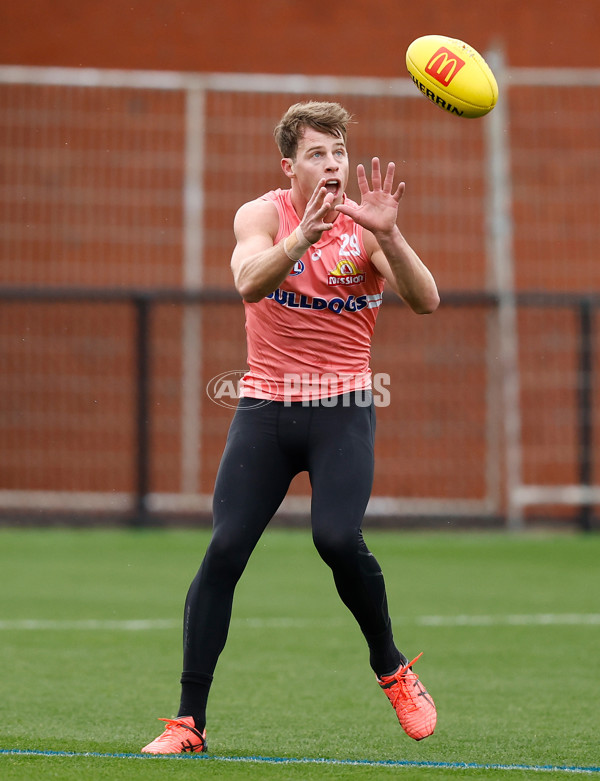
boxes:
[181,393,399,684]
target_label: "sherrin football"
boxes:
[406,35,498,118]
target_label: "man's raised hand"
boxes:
[336,158,405,235]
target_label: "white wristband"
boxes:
[283,226,311,262]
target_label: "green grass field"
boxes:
[0,527,598,780]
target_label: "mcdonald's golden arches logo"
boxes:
[424,46,466,87]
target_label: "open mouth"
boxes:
[324,179,341,197]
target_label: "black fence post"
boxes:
[577,299,594,532]
[133,295,151,527]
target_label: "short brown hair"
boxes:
[273,101,353,159]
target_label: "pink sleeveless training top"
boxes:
[239,188,386,402]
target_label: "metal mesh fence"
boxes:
[1,64,599,527]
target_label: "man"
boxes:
[142,101,439,754]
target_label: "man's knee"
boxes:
[312,525,358,567]
[203,531,251,584]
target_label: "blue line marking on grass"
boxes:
[1,748,599,774]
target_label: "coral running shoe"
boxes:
[377,652,436,740]
[141,716,207,754]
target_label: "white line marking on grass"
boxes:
[416,613,600,627]
[0,619,180,631]
[0,749,598,774]
[0,614,599,631]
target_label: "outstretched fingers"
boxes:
[392,180,406,202]
[307,178,327,209]
[382,161,405,202]
[355,163,369,196]
[361,158,403,200]
[357,158,391,194]
[302,178,335,237]
[370,157,382,191]
[382,161,396,193]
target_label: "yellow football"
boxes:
[406,34,498,118]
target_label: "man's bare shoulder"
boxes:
[234,197,280,239]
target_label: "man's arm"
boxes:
[230,199,296,303]
[231,181,336,303]
[336,159,440,315]
[365,228,440,314]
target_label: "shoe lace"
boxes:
[397,652,423,677]
[161,717,205,745]
[160,718,181,730]
[154,718,188,744]
[386,652,425,712]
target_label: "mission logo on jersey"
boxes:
[327,259,366,286]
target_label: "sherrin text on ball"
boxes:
[406,35,498,118]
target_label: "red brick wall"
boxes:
[2,0,599,73]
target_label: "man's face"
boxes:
[283,127,349,208]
